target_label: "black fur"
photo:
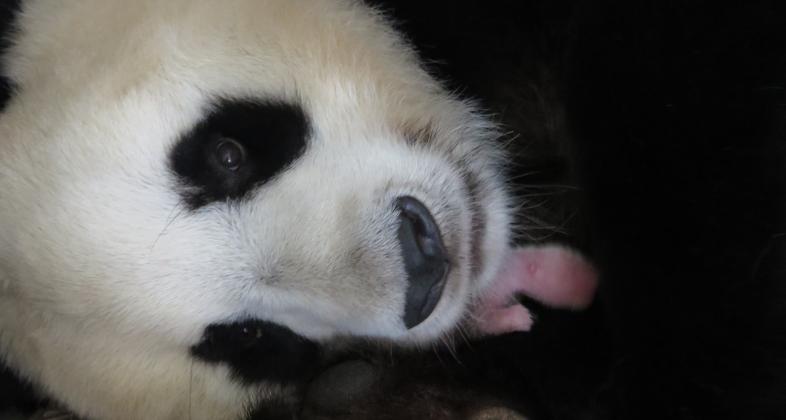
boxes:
[0,364,45,416]
[191,320,320,386]
[171,99,310,210]
[0,0,21,112]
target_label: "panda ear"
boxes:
[169,99,311,210]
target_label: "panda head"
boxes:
[0,0,510,349]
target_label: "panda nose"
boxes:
[396,196,450,329]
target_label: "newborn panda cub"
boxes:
[0,0,596,419]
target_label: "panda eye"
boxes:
[215,138,245,171]
[171,100,309,210]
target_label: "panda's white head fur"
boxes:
[0,0,510,416]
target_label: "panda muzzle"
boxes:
[396,196,450,329]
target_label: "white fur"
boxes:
[0,0,511,418]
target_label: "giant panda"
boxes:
[0,1,600,419]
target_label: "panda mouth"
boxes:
[396,196,450,329]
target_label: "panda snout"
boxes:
[396,196,450,329]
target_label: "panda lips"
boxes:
[397,196,450,329]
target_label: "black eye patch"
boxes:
[170,99,309,209]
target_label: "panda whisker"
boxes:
[388,342,395,366]
[454,324,472,349]
[509,190,565,199]
[505,171,547,182]
[512,199,551,212]
[517,182,580,191]
[498,131,521,150]
[431,343,447,368]
[517,209,577,240]
[188,358,194,420]
[439,333,463,366]
[150,205,185,252]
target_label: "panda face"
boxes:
[164,97,468,342]
[0,0,510,356]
